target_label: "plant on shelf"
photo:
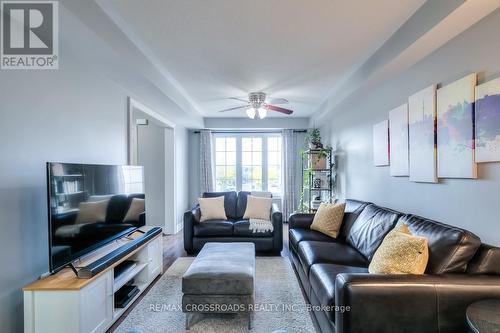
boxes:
[311,146,332,170]
[296,128,335,213]
[305,128,323,149]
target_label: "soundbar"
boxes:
[76,227,162,279]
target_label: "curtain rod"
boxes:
[193,129,307,134]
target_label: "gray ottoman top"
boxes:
[182,242,255,295]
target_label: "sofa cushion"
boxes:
[467,244,500,275]
[236,191,251,219]
[289,229,341,252]
[399,214,481,274]
[339,199,371,239]
[298,241,369,276]
[309,263,368,321]
[346,204,401,261]
[233,220,273,237]
[203,191,238,220]
[105,194,129,223]
[194,220,234,237]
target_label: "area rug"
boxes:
[115,257,315,333]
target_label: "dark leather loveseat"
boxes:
[184,191,283,254]
[52,194,145,252]
[289,199,500,333]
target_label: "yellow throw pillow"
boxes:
[310,202,346,238]
[369,223,429,274]
[199,196,227,222]
[243,195,272,221]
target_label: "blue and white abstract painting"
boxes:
[475,77,500,163]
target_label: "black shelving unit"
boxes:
[301,148,336,213]
[49,164,87,214]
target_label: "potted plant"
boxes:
[311,147,330,170]
[305,128,323,149]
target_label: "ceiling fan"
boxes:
[218,92,293,119]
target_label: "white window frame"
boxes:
[213,132,282,197]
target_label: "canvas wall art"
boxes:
[373,120,389,166]
[408,85,437,183]
[475,77,500,162]
[436,73,477,178]
[389,104,409,176]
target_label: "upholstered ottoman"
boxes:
[182,242,255,329]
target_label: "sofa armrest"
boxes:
[288,213,315,230]
[271,203,283,253]
[183,205,199,253]
[335,273,500,333]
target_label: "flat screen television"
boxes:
[47,162,146,273]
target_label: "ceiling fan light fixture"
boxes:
[246,107,256,119]
[258,107,267,119]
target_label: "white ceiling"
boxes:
[98,0,425,118]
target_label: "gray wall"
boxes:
[0,3,197,332]
[319,9,500,245]
[204,117,310,130]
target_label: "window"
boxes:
[120,166,144,194]
[214,134,282,196]
[242,137,262,191]
[215,137,237,191]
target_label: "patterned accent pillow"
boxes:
[310,202,346,238]
[369,223,429,274]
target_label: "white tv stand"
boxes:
[23,227,163,333]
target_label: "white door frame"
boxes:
[127,97,176,234]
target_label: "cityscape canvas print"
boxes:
[437,74,477,178]
[389,104,409,176]
[408,85,437,183]
[373,120,389,166]
[475,77,500,162]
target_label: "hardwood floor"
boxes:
[108,224,290,332]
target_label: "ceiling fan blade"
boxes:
[228,97,250,103]
[218,105,248,112]
[268,98,289,105]
[267,104,293,115]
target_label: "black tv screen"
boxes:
[47,162,146,272]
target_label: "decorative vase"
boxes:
[312,196,322,209]
[314,142,323,149]
[313,178,322,188]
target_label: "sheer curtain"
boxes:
[282,129,297,221]
[200,129,214,194]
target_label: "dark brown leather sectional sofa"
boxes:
[289,199,500,333]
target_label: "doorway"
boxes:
[128,97,176,234]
